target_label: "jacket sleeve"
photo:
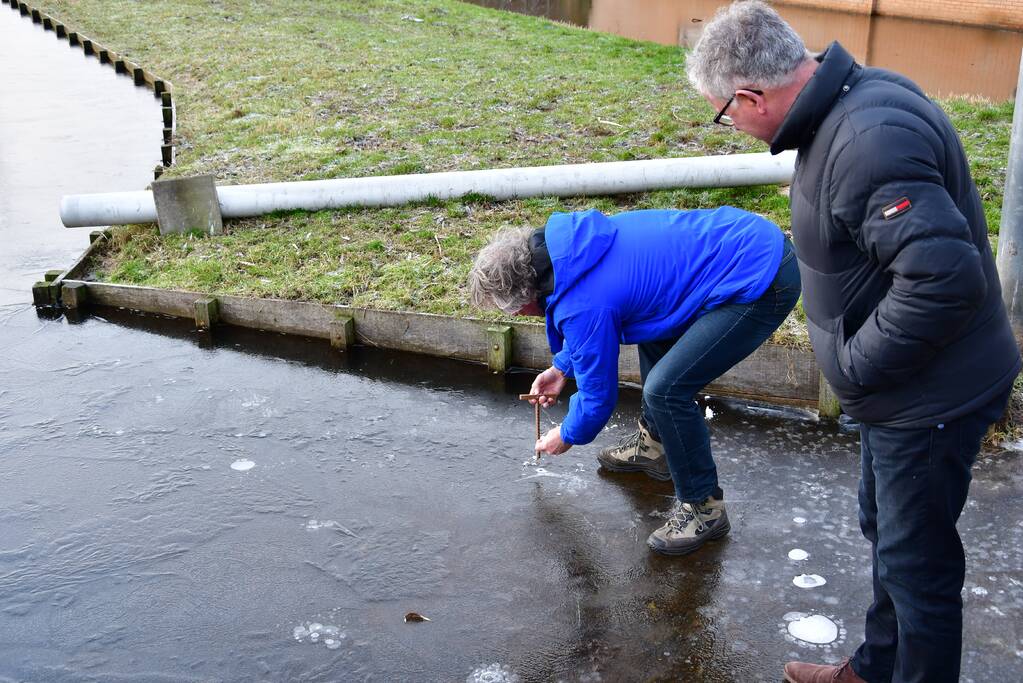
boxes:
[552,348,575,378]
[556,308,620,445]
[829,123,987,390]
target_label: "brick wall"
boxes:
[776,0,1022,30]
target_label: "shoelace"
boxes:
[667,500,708,533]
[832,658,854,681]
[614,430,641,452]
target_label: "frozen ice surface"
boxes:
[230,459,255,471]
[788,548,809,561]
[793,574,827,589]
[787,614,839,644]
[467,663,520,683]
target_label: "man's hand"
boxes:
[529,366,566,408]
[536,425,571,455]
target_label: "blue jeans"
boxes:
[639,238,800,503]
[851,389,1010,683]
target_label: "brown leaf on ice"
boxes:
[403,612,431,623]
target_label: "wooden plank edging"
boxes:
[62,280,822,408]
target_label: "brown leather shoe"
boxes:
[783,658,866,683]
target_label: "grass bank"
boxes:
[41,0,1014,348]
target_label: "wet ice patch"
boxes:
[788,548,809,561]
[515,464,588,493]
[793,516,807,525]
[293,622,346,650]
[230,459,255,472]
[786,614,839,644]
[793,574,827,589]
[467,663,520,683]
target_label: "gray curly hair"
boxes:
[686,1,810,100]
[468,227,538,314]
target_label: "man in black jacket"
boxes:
[687,2,1020,682]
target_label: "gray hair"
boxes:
[468,227,538,314]
[686,1,809,100]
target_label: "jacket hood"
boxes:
[771,41,859,154]
[542,209,617,351]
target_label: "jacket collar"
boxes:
[770,41,859,154]
[528,228,555,312]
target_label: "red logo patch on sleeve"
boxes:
[881,197,912,220]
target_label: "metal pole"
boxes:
[997,48,1023,346]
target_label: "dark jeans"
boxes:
[639,238,800,503]
[851,389,1010,683]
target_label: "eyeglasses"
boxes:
[713,89,763,126]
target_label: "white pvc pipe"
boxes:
[60,151,796,228]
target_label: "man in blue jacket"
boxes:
[469,206,800,555]
[688,2,1021,682]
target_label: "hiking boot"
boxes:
[596,421,671,481]
[647,496,729,555]
[783,658,866,683]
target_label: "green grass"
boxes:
[39,0,1015,348]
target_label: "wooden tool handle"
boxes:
[519,393,556,400]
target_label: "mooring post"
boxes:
[194,297,219,330]
[486,325,513,373]
[31,281,51,307]
[44,269,62,283]
[997,48,1023,349]
[62,281,89,310]
[329,315,355,351]
[818,372,841,419]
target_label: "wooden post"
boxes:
[56,24,66,38]
[161,91,172,107]
[68,32,80,46]
[62,281,89,310]
[30,8,39,22]
[194,297,219,330]
[31,281,51,307]
[133,67,145,85]
[162,127,173,144]
[161,144,173,167]
[818,372,841,419]
[44,269,62,282]
[83,40,95,56]
[329,316,355,351]
[162,106,173,128]
[486,325,513,373]
[154,80,166,96]
[42,16,52,30]
[99,49,110,64]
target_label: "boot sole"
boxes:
[596,454,672,482]
[647,518,731,556]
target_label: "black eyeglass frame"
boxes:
[713,89,764,126]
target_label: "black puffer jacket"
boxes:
[772,42,1020,427]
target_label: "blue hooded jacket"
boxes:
[544,207,783,445]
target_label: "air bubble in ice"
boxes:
[467,663,520,683]
[787,614,839,644]
[793,574,827,589]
